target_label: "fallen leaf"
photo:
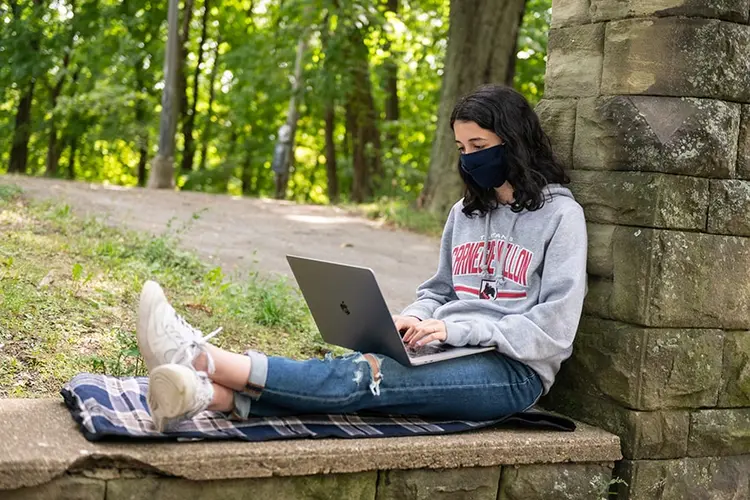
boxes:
[184,303,213,315]
[341,242,354,248]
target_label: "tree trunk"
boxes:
[346,99,369,204]
[8,80,35,174]
[324,103,338,203]
[241,145,254,195]
[149,0,181,188]
[177,0,195,143]
[319,12,338,204]
[505,0,528,85]
[45,4,76,178]
[272,35,308,199]
[66,136,78,179]
[8,0,42,175]
[135,63,148,187]
[345,28,381,203]
[180,0,209,174]
[45,120,60,177]
[384,0,399,124]
[137,138,148,187]
[419,0,527,215]
[198,38,220,171]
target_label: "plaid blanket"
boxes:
[61,373,575,442]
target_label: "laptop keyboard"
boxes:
[405,343,448,357]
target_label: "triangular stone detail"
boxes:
[630,97,697,146]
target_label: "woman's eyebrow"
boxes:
[468,137,488,142]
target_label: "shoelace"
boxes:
[169,313,223,375]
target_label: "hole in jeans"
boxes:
[352,353,383,396]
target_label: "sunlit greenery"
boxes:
[0,0,550,204]
[0,185,338,397]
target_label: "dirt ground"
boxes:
[0,175,440,311]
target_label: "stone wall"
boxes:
[3,463,615,500]
[538,1,750,498]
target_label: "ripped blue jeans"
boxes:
[232,350,543,421]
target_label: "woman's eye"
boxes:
[457,147,464,153]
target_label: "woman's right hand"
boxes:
[393,315,421,335]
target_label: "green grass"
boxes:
[0,185,336,398]
[350,199,446,237]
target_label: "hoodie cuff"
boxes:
[400,305,433,321]
[444,321,471,347]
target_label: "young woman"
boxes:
[138,84,587,432]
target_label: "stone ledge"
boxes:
[0,399,622,491]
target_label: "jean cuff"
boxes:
[230,350,269,420]
[231,392,252,420]
[242,349,268,398]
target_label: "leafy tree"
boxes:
[149,0,180,188]
[0,0,552,207]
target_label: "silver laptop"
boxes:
[287,255,495,366]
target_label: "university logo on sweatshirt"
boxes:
[451,239,533,300]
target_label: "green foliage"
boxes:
[0,193,334,397]
[514,0,551,105]
[0,184,22,201]
[1,0,550,202]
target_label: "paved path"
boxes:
[0,175,440,311]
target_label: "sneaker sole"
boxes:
[148,364,196,432]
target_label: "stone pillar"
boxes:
[537,2,750,498]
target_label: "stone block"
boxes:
[535,99,576,169]
[550,0,589,28]
[545,24,604,98]
[555,317,723,410]
[573,96,740,178]
[689,409,750,457]
[709,180,750,236]
[570,171,708,230]
[106,472,377,500]
[738,105,750,180]
[614,456,750,500]
[626,410,690,460]
[2,476,105,500]
[376,467,500,500]
[612,228,750,329]
[498,463,613,500]
[586,223,614,277]
[630,325,723,409]
[720,331,750,407]
[582,277,612,317]
[602,18,750,102]
[590,0,750,23]
[542,390,689,459]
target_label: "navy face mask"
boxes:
[460,144,509,190]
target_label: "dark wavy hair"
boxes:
[451,84,569,217]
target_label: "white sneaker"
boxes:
[148,363,214,432]
[137,280,222,373]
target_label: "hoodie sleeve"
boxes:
[400,206,459,320]
[443,206,587,364]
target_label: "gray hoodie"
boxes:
[401,185,587,393]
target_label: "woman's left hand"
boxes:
[402,319,447,346]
